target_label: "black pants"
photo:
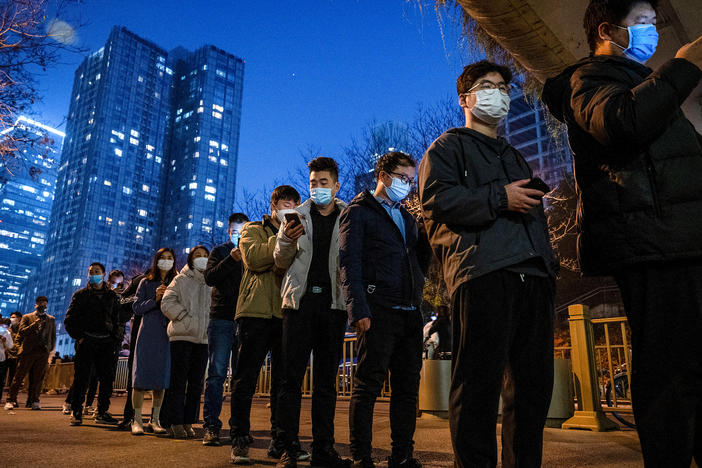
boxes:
[71,337,116,414]
[162,341,208,426]
[349,308,423,460]
[615,261,702,467]
[450,270,554,468]
[277,292,348,451]
[0,358,17,401]
[85,365,99,407]
[229,316,283,439]
[122,315,142,420]
[8,349,49,404]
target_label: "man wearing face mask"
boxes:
[0,312,21,405]
[229,186,305,465]
[201,212,249,446]
[340,152,432,468]
[273,157,350,468]
[5,297,56,410]
[64,262,126,425]
[541,1,702,465]
[418,60,558,467]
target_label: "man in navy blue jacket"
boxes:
[339,151,431,468]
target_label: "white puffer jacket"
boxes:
[161,264,211,344]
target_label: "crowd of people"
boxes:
[2,1,702,466]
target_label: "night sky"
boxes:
[37,0,472,197]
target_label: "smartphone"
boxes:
[525,177,551,195]
[284,212,305,234]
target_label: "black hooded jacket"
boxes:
[542,55,702,275]
[418,127,558,297]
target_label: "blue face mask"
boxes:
[310,187,333,206]
[384,177,411,202]
[89,275,103,285]
[230,233,240,248]
[612,24,658,63]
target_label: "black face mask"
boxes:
[37,305,47,313]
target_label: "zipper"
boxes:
[644,156,662,217]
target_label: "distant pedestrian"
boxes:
[0,311,21,403]
[0,320,15,402]
[130,248,177,436]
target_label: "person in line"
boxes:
[0,312,21,403]
[64,262,127,426]
[115,269,147,429]
[418,60,559,467]
[541,1,702,464]
[0,320,14,402]
[274,157,351,468]
[4,297,56,411]
[340,151,431,468]
[230,185,305,465]
[202,212,249,446]
[160,245,212,439]
[131,248,178,436]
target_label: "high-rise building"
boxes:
[159,46,244,254]
[0,117,64,316]
[23,26,244,350]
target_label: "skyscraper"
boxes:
[30,26,244,346]
[159,45,244,254]
[0,117,64,316]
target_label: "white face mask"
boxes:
[469,89,510,124]
[193,257,208,271]
[276,209,296,223]
[157,259,174,271]
[10,318,18,326]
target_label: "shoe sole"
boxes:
[70,421,82,426]
[96,420,118,425]
[131,431,145,436]
[203,441,222,446]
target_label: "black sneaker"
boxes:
[276,451,297,468]
[116,419,132,431]
[70,412,83,426]
[312,446,351,467]
[387,455,421,468]
[231,435,254,465]
[268,438,285,459]
[95,412,119,425]
[352,457,376,468]
[203,427,221,446]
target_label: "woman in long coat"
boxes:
[131,247,178,436]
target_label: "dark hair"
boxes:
[108,270,124,282]
[228,212,249,225]
[10,311,22,318]
[146,247,178,284]
[186,245,210,269]
[456,60,513,95]
[270,185,301,210]
[436,305,450,319]
[89,262,106,274]
[35,296,48,304]
[308,156,339,181]
[584,0,658,52]
[374,151,416,179]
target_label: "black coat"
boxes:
[339,190,431,325]
[542,55,702,274]
[64,284,127,341]
[204,241,244,321]
[418,127,558,297]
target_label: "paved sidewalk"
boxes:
[0,393,648,467]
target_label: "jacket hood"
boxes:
[180,264,206,284]
[448,127,510,154]
[542,54,652,122]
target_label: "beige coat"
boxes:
[274,199,347,311]
[161,265,211,344]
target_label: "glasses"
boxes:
[468,80,511,95]
[389,171,415,185]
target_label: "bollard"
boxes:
[561,304,618,431]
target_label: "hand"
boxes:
[230,248,242,262]
[283,220,305,241]
[505,179,544,213]
[676,35,702,70]
[155,285,167,301]
[355,318,371,334]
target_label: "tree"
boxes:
[0,0,84,183]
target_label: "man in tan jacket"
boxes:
[229,185,302,465]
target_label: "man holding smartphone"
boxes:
[273,157,350,468]
[418,60,559,467]
[201,212,249,446]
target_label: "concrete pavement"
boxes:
[0,393,648,467]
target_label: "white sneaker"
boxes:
[84,406,95,416]
[131,419,145,436]
[150,418,168,435]
[4,402,14,410]
[62,403,71,415]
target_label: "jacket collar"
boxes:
[296,198,348,217]
[181,264,205,284]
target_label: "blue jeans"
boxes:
[202,319,238,431]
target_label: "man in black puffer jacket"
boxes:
[339,151,431,468]
[542,1,702,465]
